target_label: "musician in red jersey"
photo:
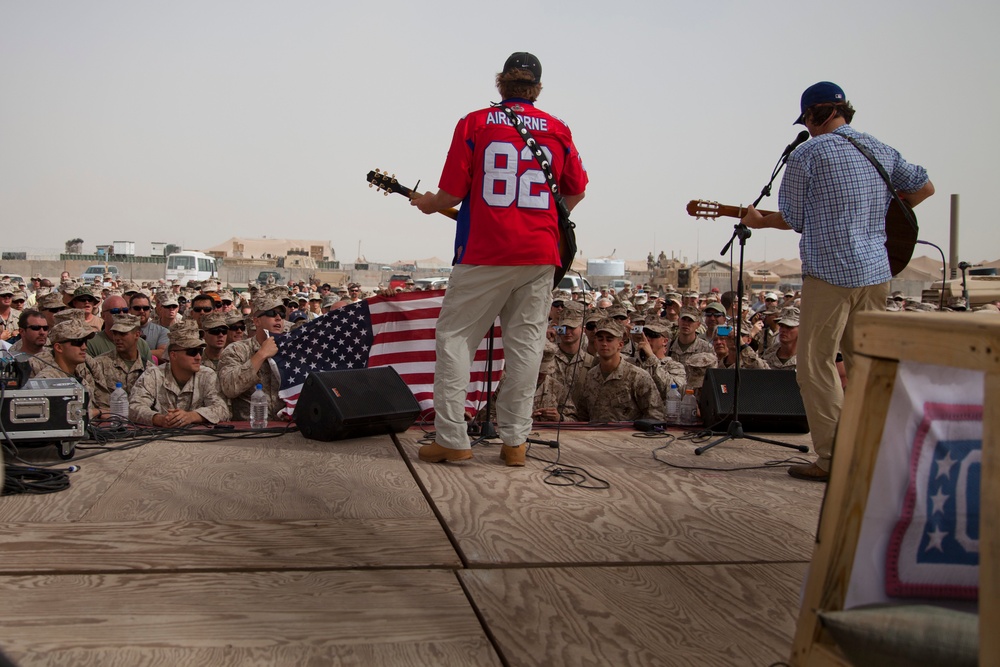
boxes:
[412,52,588,467]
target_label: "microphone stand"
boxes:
[695,149,809,456]
[468,323,499,444]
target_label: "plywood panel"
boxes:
[462,563,806,667]
[401,429,820,566]
[0,570,501,667]
[0,518,459,572]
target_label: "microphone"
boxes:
[782,131,810,158]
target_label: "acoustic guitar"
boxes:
[367,169,576,287]
[685,198,918,276]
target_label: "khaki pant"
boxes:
[798,275,889,471]
[434,264,554,450]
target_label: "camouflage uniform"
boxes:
[550,346,594,420]
[574,360,665,423]
[630,353,687,399]
[87,331,152,364]
[762,347,797,370]
[129,364,231,425]
[80,351,150,412]
[217,337,282,420]
[666,335,714,367]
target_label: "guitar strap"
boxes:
[492,102,577,283]
[841,134,918,233]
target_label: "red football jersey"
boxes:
[438,100,588,266]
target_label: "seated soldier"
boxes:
[199,311,230,371]
[628,315,686,398]
[573,318,665,423]
[666,307,714,376]
[217,295,285,421]
[129,321,231,427]
[761,307,799,370]
[80,313,150,417]
[30,318,102,418]
[10,309,48,356]
[224,310,247,345]
[549,301,594,421]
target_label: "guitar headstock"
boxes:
[686,199,722,219]
[366,169,413,198]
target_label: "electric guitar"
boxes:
[685,198,918,277]
[367,169,575,287]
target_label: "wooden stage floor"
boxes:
[0,423,825,666]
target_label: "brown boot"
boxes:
[418,442,473,463]
[499,443,526,467]
[788,461,829,482]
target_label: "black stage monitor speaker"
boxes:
[699,368,809,433]
[294,367,420,442]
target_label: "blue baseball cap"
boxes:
[794,81,846,125]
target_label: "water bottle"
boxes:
[110,382,129,420]
[680,388,699,426]
[250,383,268,429]
[665,383,681,424]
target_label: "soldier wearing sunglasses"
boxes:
[129,321,231,427]
[86,295,153,363]
[9,309,48,355]
[217,296,285,421]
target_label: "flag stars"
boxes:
[929,488,949,515]
[925,526,948,552]
[934,452,957,480]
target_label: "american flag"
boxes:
[273,290,504,419]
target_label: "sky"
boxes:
[2,1,997,269]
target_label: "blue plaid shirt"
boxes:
[779,125,928,288]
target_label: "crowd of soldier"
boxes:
[1,273,997,428]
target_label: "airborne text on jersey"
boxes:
[485,111,549,132]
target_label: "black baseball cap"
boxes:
[503,52,541,83]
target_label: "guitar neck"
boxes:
[686,199,776,221]
[367,170,459,221]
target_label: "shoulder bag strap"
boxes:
[492,102,573,223]
[841,133,918,232]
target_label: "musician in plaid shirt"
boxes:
[742,81,934,482]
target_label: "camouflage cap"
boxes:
[252,295,286,317]
[555,301,585,327]
[679,306,702,322]
[308,291,322,301]
[122,281,141,294]
[684,352,719,390]
[607,305,628,320]
[642,316,672,335]
[49,319,96,344]
[347,282,361,290]
[38,292,65,310]
[777,306,800,327]
[200,312,229,330]
[110,313,142,333]
[594,317,625,338]
[53,308,89,325]
[321,294,338,308]
[157,292,179,307]
[11,290,27,301]
[69,286,98,302]
[584,309,605,326]
[60,280,77,295]
[168,320,205,350]
[219,290,235,302]
[224,310,248,326]
[0,283,14,296]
